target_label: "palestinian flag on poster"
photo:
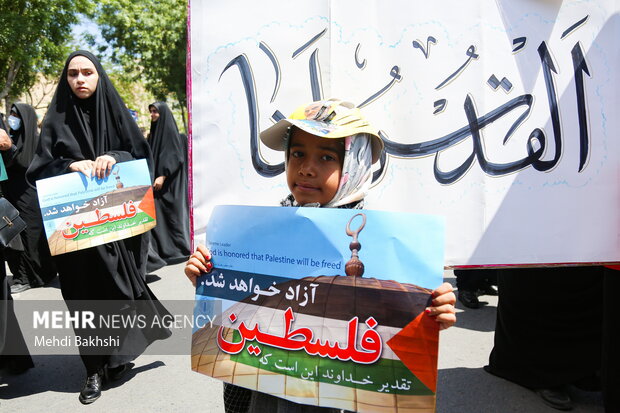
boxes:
[192,269,439,412]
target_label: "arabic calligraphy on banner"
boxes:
[189,0,620,266]
[36,159,156,256]
[192,206,444,412]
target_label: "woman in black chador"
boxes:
[26,50,171,405]
[2,103,57,293]
[486,266,604,411]
[0,127,34,376]
[147,101,190,268]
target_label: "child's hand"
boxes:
[184,244,213,287]
[425,282,457,330]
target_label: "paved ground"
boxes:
[0,265,604,413]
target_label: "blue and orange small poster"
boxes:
[36,159,156,256]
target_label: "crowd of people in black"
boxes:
[0,50,190,404]
[0,49,617,413]
[456,267,618,412]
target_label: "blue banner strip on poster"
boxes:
[40,196,111,219]
[196,268,290,302]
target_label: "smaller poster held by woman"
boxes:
[36,159,156,256]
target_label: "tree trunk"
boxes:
[0,60,22,113]
[178,92,188,134]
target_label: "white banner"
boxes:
[189,0,619,266]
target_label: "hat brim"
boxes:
[260,119,384,164]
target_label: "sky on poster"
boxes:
[36,159,151,207]
[202,205,445,288]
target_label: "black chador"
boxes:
[2,103,57,289]
[147,101,190,270]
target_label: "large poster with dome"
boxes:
[188,0,620,267]
[191,205,445,412]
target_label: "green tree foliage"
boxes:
[0,0,92,113]
[106,67,156,129]
[88,0,188,131]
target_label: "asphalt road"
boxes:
[0,264,604,413]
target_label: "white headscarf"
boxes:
[324,133,373,208]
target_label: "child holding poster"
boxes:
[185,99,456,412]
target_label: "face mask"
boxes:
[7,115,21,131]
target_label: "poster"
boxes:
[192,205,444,412]
[36,159,156,256]
[189,0,620,266]
[0,154,7,182]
